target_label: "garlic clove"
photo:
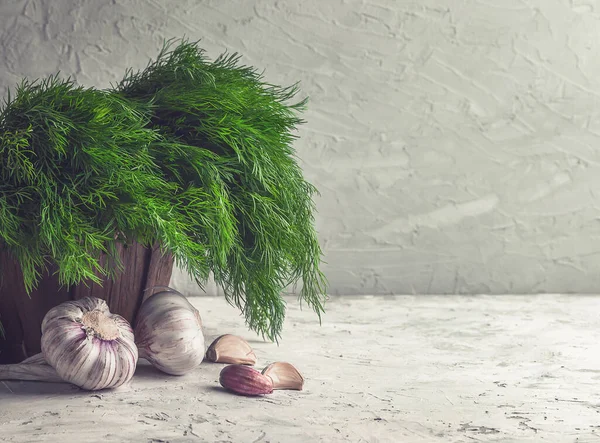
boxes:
[261,362,304,390]
[205,334,257,365]
[219,364,273,396]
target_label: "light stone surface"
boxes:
[1,294,600,442]
[2,0,600,295]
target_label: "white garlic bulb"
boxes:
[40,296,138,390]
[134,289,205,375]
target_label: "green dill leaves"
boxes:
[0,39,327,341]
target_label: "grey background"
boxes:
[1,0,600,296]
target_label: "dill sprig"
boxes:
[115,39,327,340]
[0,39,327,341]
[0,74,162,291]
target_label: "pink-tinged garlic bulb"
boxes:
[134,289,205,375]
[40,297,138,390]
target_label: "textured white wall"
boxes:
[2,0,600,296]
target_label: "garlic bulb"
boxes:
[40,297,138,390]
[134,289,205,375]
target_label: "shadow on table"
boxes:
[0,361,170,398]
[0,359,227,398]
[131,360,219,393]
[0,380,80,397]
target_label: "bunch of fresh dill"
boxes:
[0,39,327,340]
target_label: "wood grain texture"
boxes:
[0,242,173,364]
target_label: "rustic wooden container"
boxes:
[0,242,174,363]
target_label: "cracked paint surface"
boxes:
[1,0,600,295]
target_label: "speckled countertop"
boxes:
[1,294,599,442]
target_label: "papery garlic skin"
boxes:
[205,334,257,365]
[261,362,304,390]
[219,365,273,396]
[40,297,138,391]
[134,290,205,375]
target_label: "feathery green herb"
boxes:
[0,39,327,341]
[115,39,327,339]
